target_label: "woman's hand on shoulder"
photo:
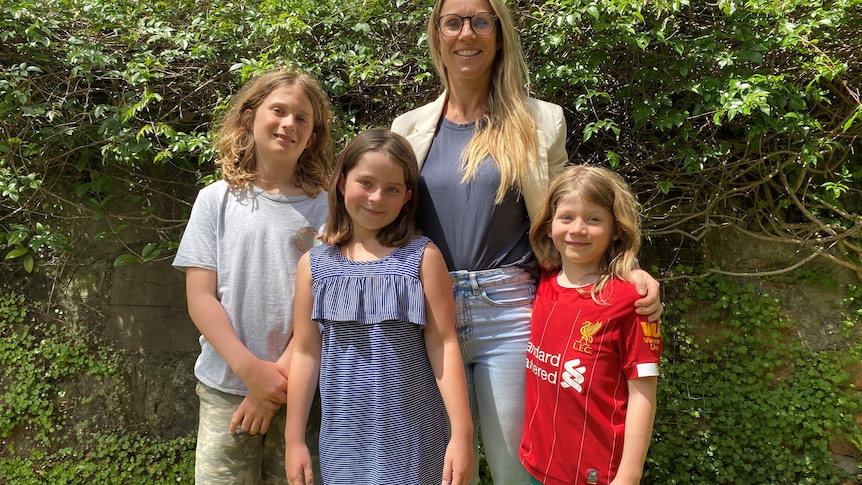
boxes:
[629,268,663,322]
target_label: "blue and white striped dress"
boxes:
[309,236,448,484]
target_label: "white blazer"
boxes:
[391,93,568,221]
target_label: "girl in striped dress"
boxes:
[285,128,474,485]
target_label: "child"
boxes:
[284,128,474,485]
[519,165,661,485]
[172,69,332,484]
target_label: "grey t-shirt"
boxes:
[172,180,329,395]
[417,118,533,272]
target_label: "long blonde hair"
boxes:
[214,69,332,196]
[530,165,642,301]
[426,0,539,203]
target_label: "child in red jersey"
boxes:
[520,165,661,485]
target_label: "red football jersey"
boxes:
[520,272,662,485]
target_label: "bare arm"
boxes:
[420,244,474,485]
[185,267,287,407]
[610,377,658,485]
[230,334,295,436]
[275,338,294,377]
[285,254,322,485]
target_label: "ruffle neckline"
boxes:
[310,238,429,326]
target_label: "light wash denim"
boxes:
[450,267,535,485]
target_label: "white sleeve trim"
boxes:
[636,363,660,377]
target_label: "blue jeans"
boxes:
[450,267,535,485]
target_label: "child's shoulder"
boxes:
[197,179,229,195]
[203,179,228,190]
[538,269,557,284]
[604,277,641,304]
[400,235,432,258]
[411,235,431,247]
[309,241,337,257]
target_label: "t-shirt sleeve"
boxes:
[621,308,662,380]
[172,184,220,272]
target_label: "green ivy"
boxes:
[0,289,194,483]
[1,0,861,481]
[0,434,194,484]
[0,292,111,442]
[646,274,862,483]
[1,0,860,276]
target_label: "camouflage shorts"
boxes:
[195,382,321,485]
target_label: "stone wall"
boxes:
[106,260,199,438]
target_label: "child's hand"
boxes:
[441,436,474,485]
[229,394,278,435]
[285,442,314,485]
[238,358,290,405]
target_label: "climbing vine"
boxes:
[647,272,862,483]
[0,289,194,482]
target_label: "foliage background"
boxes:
[1,0,861,482]
[2,0,860,278]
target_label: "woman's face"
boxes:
[436,0,501,84]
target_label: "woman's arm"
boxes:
[285,254,322,485]
[628,268,663,322]
[610,376,658,485]
[545,101,568,178]
[420,243,474,485]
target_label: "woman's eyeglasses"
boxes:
[436,12,497,37]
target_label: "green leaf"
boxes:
[75,183,90,197]
[5,247,29,260]
[141,242,159,259]
[113,254,140,267]
[23,254,34,273]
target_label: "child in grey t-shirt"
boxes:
[172,69,332,483]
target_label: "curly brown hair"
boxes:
[214,69,333,196]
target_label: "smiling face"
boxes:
[436,0,501,85]
[250,85,314,172]
[549,193,621,276]
[338,151,413,239]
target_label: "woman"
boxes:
[391,0,663,483]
